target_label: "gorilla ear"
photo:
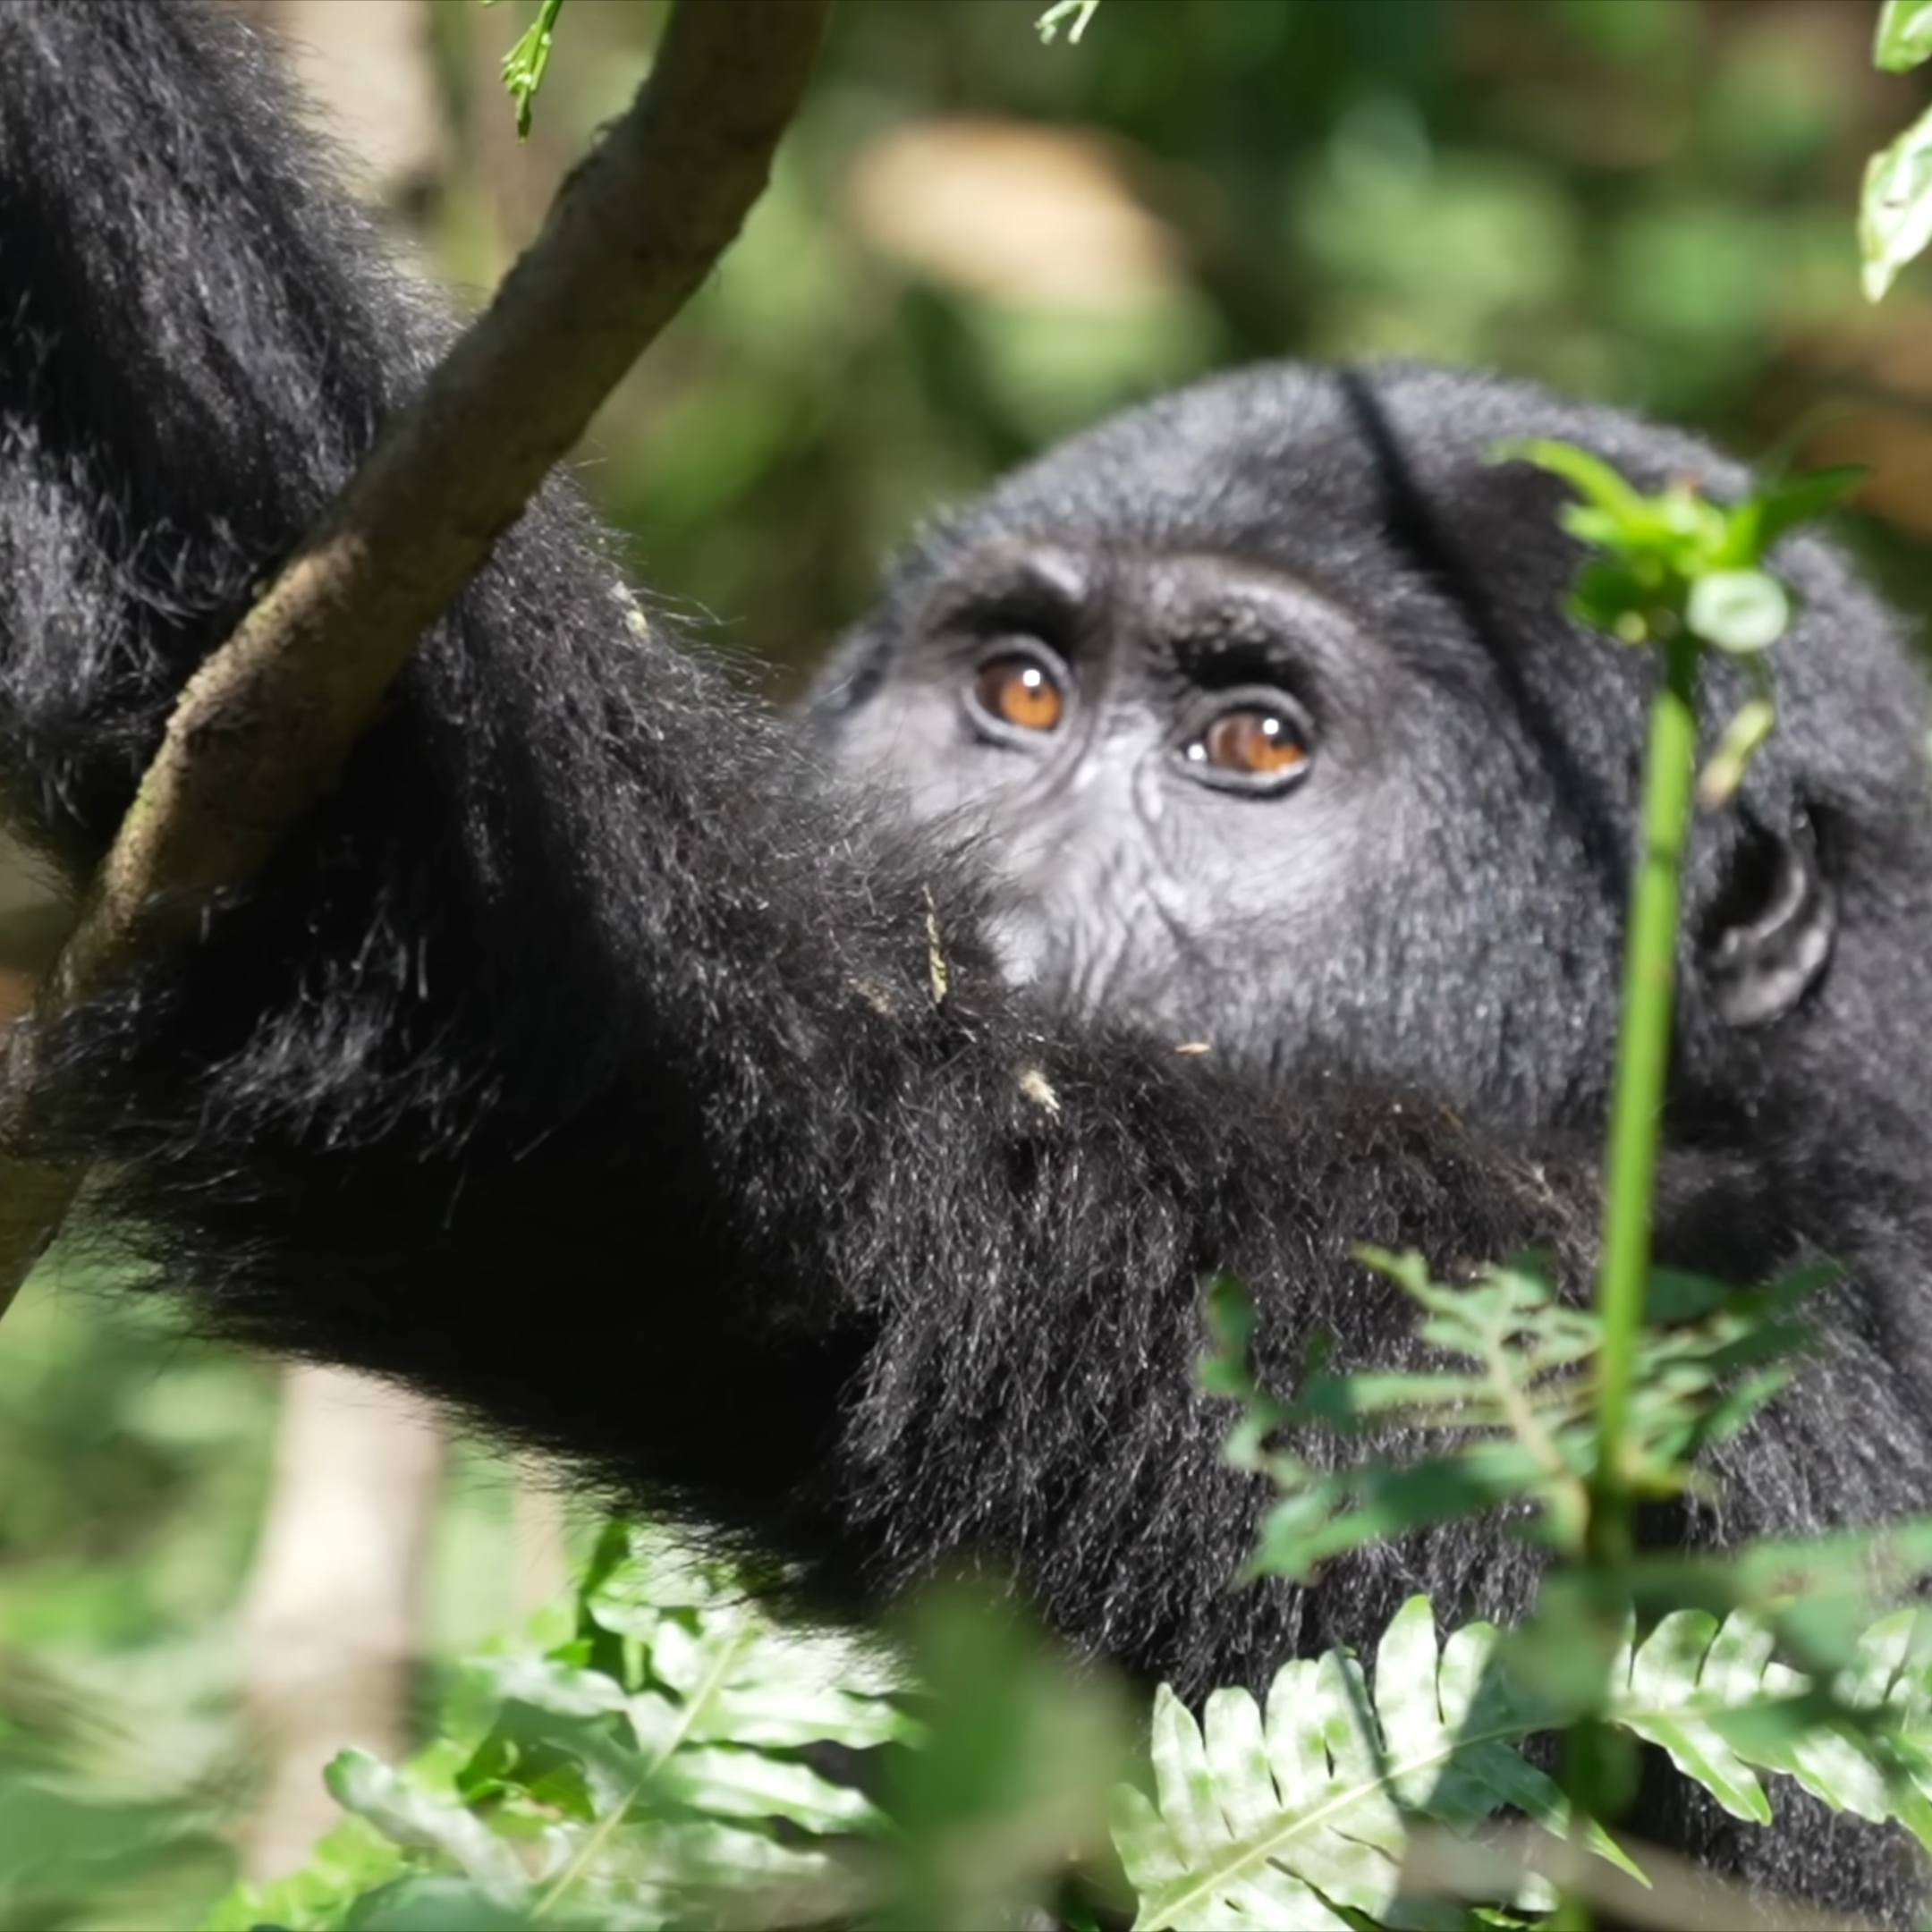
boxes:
[1699,815,1835,1029]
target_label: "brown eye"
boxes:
[1183,703,1312,792]
[972,654,1065,734]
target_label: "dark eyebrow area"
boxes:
[923,550,1091,654]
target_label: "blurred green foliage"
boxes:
[0,1265,579,1928]
[421,0,1932,667]
[208,1526,1129,1932]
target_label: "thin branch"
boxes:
[0,0,834,1316]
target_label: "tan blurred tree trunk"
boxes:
[240,1366,447,1882]
[239,0,442,206]
[513,1457,574,1616]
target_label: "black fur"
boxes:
[4,3,1932,1916]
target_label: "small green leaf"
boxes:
[1685,570,1789,655]
[1620,1613,1773,1824]
[1862,103,1932,300]
[1037,0,1102,42]
[1698,697,1778,809]
[1494,437,1654,528]
[343,1873,532,1930]
[1877,0,1932,71]
[495,0,566,140]
[325,1750,530,1904]
[1747,465,1865,553]
[1641,1269,1728,1322]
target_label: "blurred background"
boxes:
[8,0,1932,1922]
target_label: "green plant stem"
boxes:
[1556,632,1701,1932]
[1591,630,1701,1563]
[1591,633,1699,1553]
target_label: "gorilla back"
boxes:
[4,1,1932,1917]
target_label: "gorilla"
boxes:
[4,0,1932,1919]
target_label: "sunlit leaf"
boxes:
[1683,569,1788,656]
[1877,0,1932,72]
[326,1750,530,1905]
[1620,1613,1772,1822]
[1862,104,1932,300]
[1118,1598,1610,1930]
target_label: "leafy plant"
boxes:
[206,1522,911,1930]
[1118,1597,1585,1932]
[1117,1596,1932,1932]
[206,1526,1129,1932]
[487,0,568,140]
[1187,445,1915,1927]
[1863,0,1932,299]
[1201,1258,1817,1585]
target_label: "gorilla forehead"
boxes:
[924,362,1719,556]
[934,363,1390,560]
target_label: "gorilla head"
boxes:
[814,362,1932,1148]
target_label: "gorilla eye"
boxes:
[970,653,1066,736]
[1182,701,1312,792]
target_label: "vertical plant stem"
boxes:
[1592,631,1701,1557]
[1556,632,1701,1932]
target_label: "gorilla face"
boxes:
[824,538,1411,1051]
[812,362,1917,1131]
[818,497,1625,1116]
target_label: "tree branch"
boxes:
[0,0,834,1317]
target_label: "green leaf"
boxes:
[1697,697,1777,809]
[1862,102,1932,300]
[651,1743,877,1832]
[467,1654,629,1720]
[1745,466,1865,554]
[325,1750,530,1906]
[634,1617,905,1751]
[1684,570,1789,655]
[1119,1591,1932,1932]
[203,1814,408,1931]
[1877,0,1932,71]
[343,1874,531,1930]
[1493,437,1655,529]
[1037,0,1102,42]
[495,0,566,140]
[1619,1613,1772,1822]
[1117,1598,1580,1931]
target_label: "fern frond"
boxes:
[1117,1596,1932,1931]
[1115,1597,1624,1930]
[1611,1606,1932,1844]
